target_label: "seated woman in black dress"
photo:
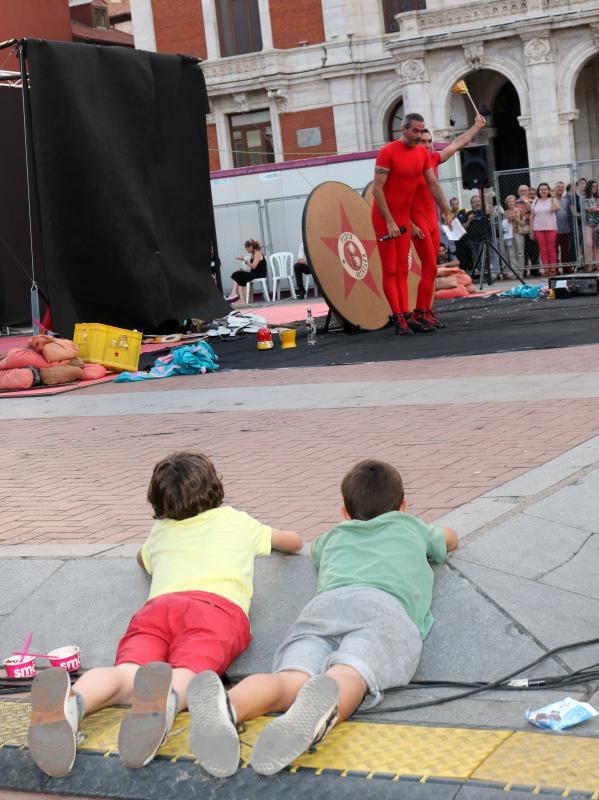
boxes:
[226,239,267,303]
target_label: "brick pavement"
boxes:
[2,391,599,546]
[77,342,599,394]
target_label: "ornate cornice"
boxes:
[417,0,527,31]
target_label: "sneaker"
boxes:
[404,311,434,333]
[28,667,79,777]
[250,675,339,776]
[391,313,414,336]
[118,662,175,769]
[187,670,240,778]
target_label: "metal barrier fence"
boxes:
[576,160,599,268]
[494,165,579,275]
[214,160,599,292]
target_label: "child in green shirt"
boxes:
[186,459,458,778]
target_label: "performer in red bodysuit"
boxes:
[372,113,452,335]
[410,115,486,329]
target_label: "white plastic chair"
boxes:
[269,252,296,301]
[246,277,270,303]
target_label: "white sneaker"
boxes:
[187,670,240,777]
[118,662,175,768]
[28,668,80,777]
[250,675,339,776]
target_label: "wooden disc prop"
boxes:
[362,181,422,311]
[303,181,390,330]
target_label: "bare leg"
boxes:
[228,670,310,722]
[226,281,240,300]
[325,664,368,721]
[72,663,139,715]
[171,667,195,710]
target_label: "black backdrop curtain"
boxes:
[0,86,46,328]
[25,39,228,336]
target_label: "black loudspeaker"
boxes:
[460,145,491,189]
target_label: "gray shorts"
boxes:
[272,586,422,709]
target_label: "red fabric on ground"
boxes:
[0,368,35,391]
[0,348,49,370]
[81,363,107,380]
[29,337,78,363]
[435,286,470,299]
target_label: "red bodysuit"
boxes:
[371,141,431,315]
[411,150,442,310]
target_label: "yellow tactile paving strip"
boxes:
[2,700,599,793]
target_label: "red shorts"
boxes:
[115,590,250,674]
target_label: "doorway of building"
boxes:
[492,82,528,171]
[574,53,599,162]
[448,70,528,172]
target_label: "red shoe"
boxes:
[425,309,446,330]
[404,311,435,333]
[391,313,414,336]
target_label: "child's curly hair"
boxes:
[148,452,224,520]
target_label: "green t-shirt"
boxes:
[311,511,447,639]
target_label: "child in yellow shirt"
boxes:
[27,451,302,778]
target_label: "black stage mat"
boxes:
[210,295,599,370]
[0,746,543,800]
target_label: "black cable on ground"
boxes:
[355,637,599,716]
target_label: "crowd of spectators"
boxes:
[443,178,599,279]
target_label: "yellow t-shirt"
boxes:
[140,505,272,616]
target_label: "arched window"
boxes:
[388,99,404,141]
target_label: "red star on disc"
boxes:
[319,205,382,299]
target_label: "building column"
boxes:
[521,34,572,167]
[129,0,156,51]
[328,74,370,153]
[267,89,286,160]
[200,0,220,59]
[214,107,233,170]
[394,55,433,124]
[257,0,273,50]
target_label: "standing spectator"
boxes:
[226,239,267,304]
[501,195,519,276]
[530,183,559,276]
[569,181,584,265]
[515,185,540,276]
[293,242,311,299]
[583,180,599,268]
[554,181,572,272]
[505,194,526,276]
[450,196,468,266]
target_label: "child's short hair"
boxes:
[341,459,404,521]
[147,452,224,520]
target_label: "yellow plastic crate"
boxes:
[73,323,142,372]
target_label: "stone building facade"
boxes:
[130,0,599,173]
